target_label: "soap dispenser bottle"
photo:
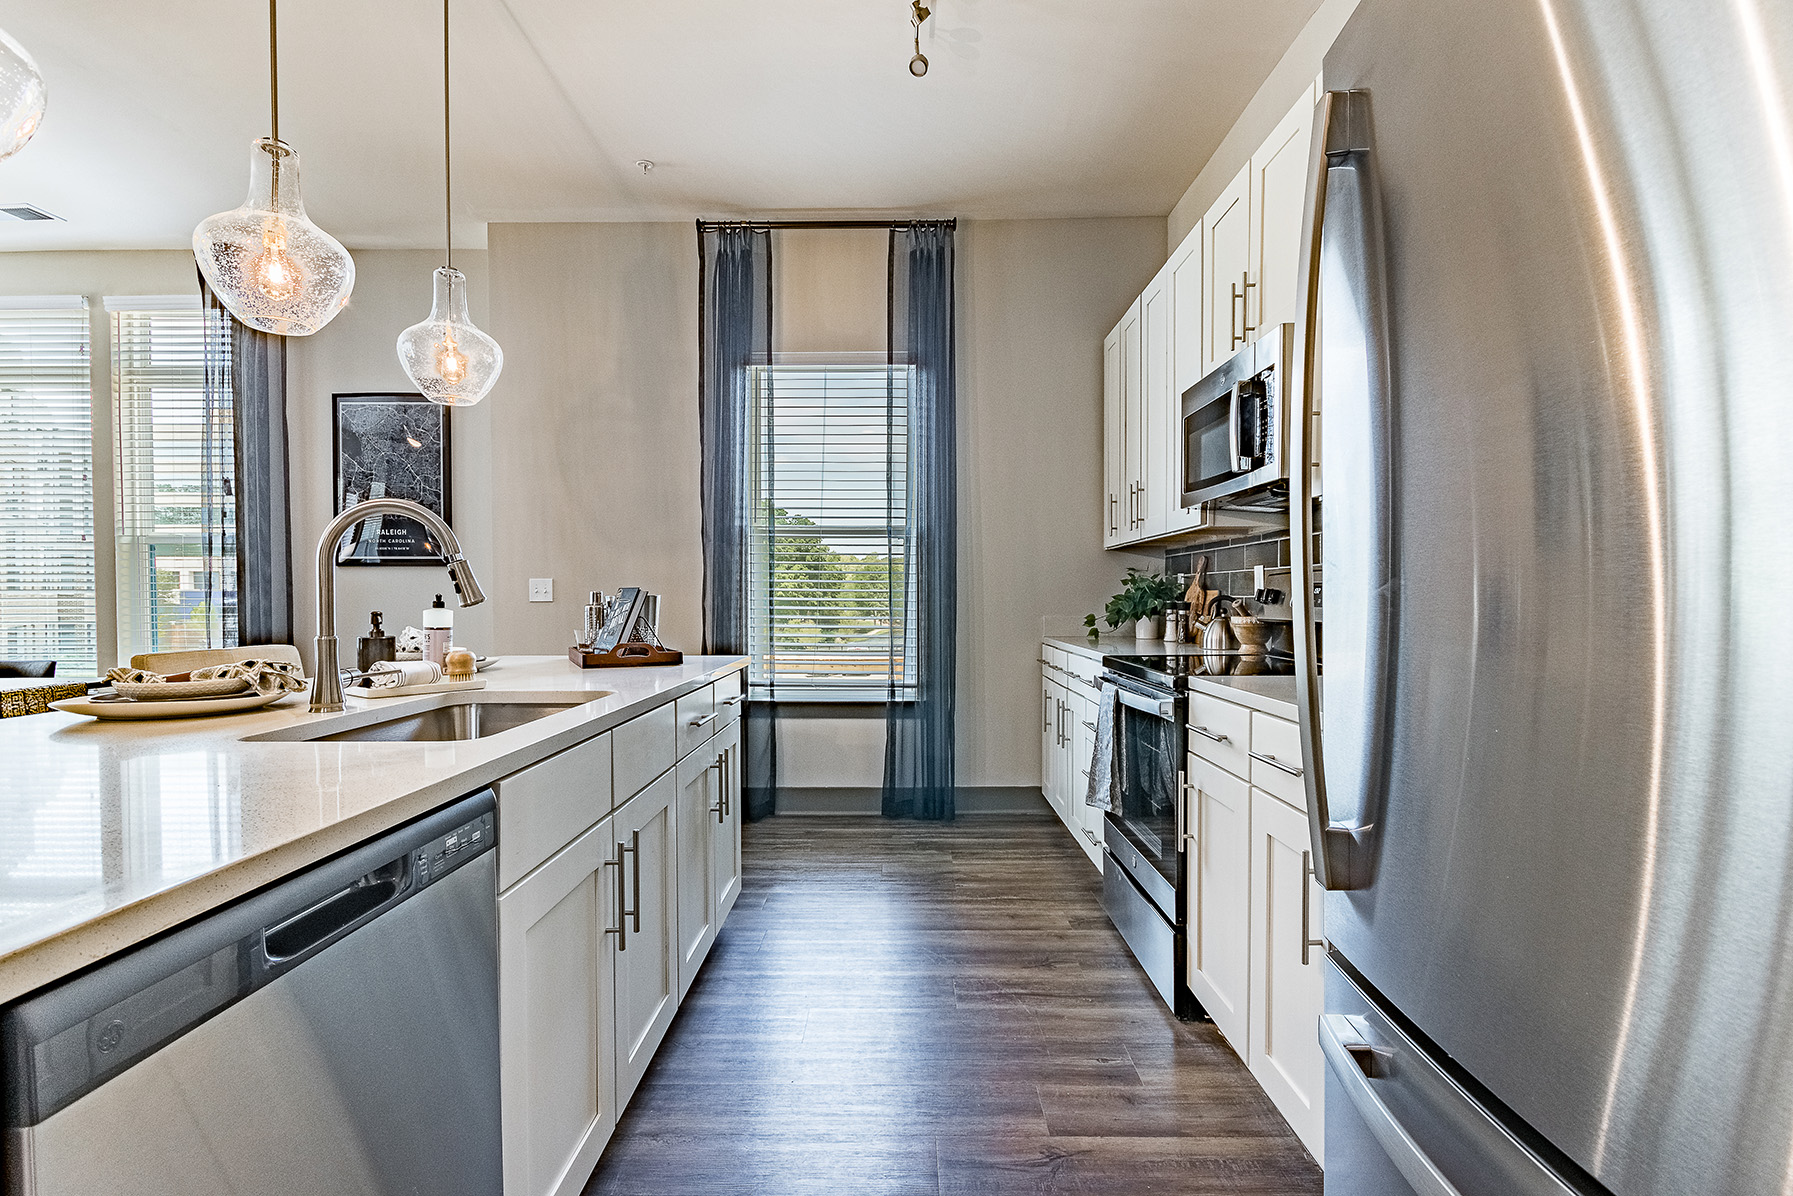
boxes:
[424,595,453,668]
[357,611,397,672]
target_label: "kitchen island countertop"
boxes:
[0,654,745,1005]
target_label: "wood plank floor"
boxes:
[584,815,1321,1196]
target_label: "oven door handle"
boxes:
[1112,686,1178,721]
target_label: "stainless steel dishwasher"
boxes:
[2,791,499,1196]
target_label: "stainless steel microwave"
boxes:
[1180,322,1292,508]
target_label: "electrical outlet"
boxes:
[528,578,554,603]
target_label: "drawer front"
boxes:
[1043,644,1068,672]
[495,730,613,890]
[614,700,678,800]
[1064,651,1100,688]
[676,684,719,760]
[1249,712,1306,810]
[715,670,746,730]
[1187,691,1252,778]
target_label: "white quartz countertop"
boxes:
[1041,634,1299,720]
[0,654,745,1005]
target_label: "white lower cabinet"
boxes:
[498,816,620,1196]
[1181,692,1325,1163]
[498,671,747,1196]
[1185,753,1252,1049]
[675,737,721,1000]
[1247,788,1325,1157]
[611,771,679,1110]
[1040,652,1103,869]
[712,719,744,925]
[674,718,745,999]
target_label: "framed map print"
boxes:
[333,393,453,565]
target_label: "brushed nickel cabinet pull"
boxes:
[1250,750,1304,778]
[1190,725,1230,745]
[1301,851,1325,965]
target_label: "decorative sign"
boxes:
[332,393,452,566]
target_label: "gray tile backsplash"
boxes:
[1165,530,1290,607]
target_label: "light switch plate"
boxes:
[528,578,554,603]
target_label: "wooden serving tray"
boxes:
[569,643,684,668]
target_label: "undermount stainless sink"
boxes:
[246,694,608,744]
[312,702,581,742]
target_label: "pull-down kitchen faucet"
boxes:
[311,498,485,712]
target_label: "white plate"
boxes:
[111,678,253,701]
[51,690,295,720]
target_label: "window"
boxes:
[747,358,915,699]
[110,298,235,661]
[0,298,96,675]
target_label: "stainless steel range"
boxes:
[1098,652,1292,1018]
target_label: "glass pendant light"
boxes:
[192,0,354,336]
[0,26,47,160]
[397,0,502,406]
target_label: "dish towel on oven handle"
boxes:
[1085,679,1121,812]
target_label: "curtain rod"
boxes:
[695,218,957,231]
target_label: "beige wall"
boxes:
[1166,0,1361,250]
[774,228,887,355]
[484,223,704,656]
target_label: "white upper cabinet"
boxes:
[1103,325,1123,547]
[1139,264,1173,540]
[1202,164,1253,374]
[1120,299,1144,536]
[1250,86,1318,338]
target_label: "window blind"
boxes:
[0,299,97,676]
[111,300,235,661]
[747,361,915,699]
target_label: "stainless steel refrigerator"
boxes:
[1289,0,1793,1192]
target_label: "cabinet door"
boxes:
[1250,89,1317,337]
[1103,324,1123,547]
[712,717,744,926]
[1186,754,1252,1053]
[611,772,679,1110]
[1203,164,1252,371]
[1071,694,1103,867]
[1140,265,1173,539]
[1247,789,1325,1157]
[1120,298,1144,539]
[674,732,722,1000]
[498,818,619,1196]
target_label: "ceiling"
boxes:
[0,0,1322,251]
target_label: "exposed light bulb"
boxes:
[194,140,355,335]
[250,222,301,300]
[436,333,468,385]
[0,26,46,161]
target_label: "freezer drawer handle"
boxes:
[1250,751,1304,778]
[1320,1015,1465,1196]
[262,858,406,962]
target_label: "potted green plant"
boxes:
[1086,568,1183,641]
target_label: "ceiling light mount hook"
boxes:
[909,0,930,77]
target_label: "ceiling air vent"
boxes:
[0,203,62,221]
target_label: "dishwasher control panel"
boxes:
[414,810,496,889]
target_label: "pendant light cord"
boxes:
[268,0,279,144]
[444,0,453,271]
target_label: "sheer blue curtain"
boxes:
[883,222,957,820]
[698,224,778,820]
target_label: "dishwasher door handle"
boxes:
[262,858,407,962]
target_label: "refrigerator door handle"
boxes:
[1321,1014,1465,1196]
[1291,87,1394,892]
